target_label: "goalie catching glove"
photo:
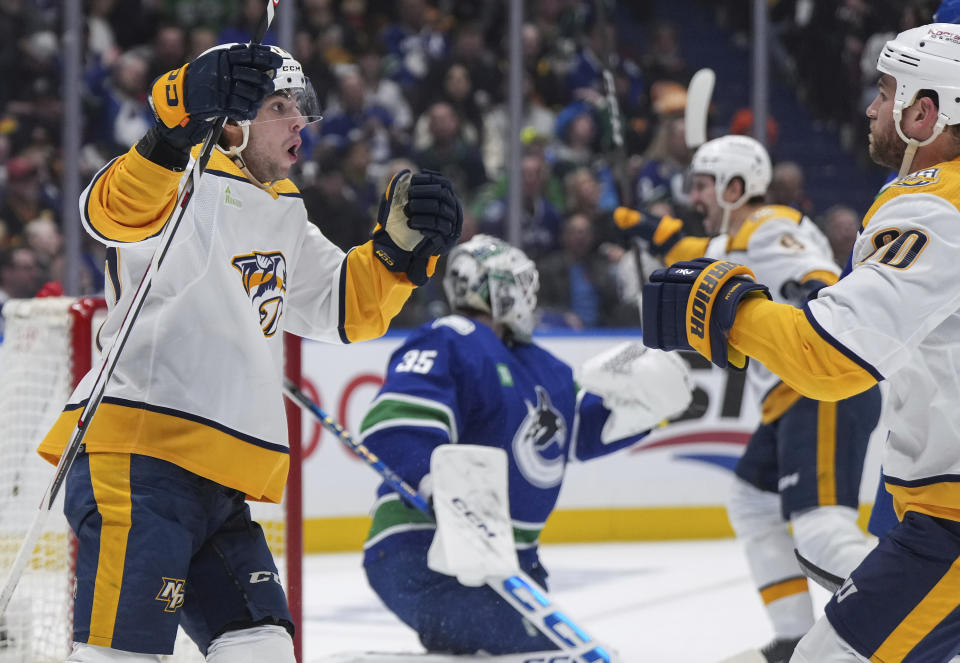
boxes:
[641,257,771,370]
[577,342,694,443]
[373,169,464,286]
[138,44,283,169]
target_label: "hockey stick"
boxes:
[592,0,650,314]
[0,0,280,617]
[794,549,843,593]
[316,651,589,662]
[684,68,715,150]
[282,379,617,662]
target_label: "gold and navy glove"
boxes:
[612,206,685,258]
[372,169,463,286]
[137,44,283,169]
[641,257,771,369]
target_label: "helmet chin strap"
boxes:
[893,99,949,179]
[216,124,282,200]
[716,182,749,235]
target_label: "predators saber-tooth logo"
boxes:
[155,577,186,613]
[232,251,287,336]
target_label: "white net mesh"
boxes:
[0,298,80,662]
[0,298,293,662]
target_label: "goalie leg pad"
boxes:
[642,258,770,369]
[427,444,519,586]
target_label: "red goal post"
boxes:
[0,297,303,661]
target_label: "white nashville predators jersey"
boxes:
[39,148,413,502]
[701,205,840,415]
[805,161,960,518]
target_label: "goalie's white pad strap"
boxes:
[205,624,295,663]
[427,444,519,586]
[575,342,693,443]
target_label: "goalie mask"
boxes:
[209,43,322,195]
[690,135,771,234]
[443,235,539,344]
[876,24,960,177]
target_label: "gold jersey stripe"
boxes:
[887,481,960,523]
[341,243,415,342]
[38,402,289,503]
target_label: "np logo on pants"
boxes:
[156,577,186,612]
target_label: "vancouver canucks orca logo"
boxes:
[512,385,567,489]
[231,251,287,337]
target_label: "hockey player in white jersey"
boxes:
[642,22,960,663]
[614,135,881,663]
[35,43,462,662]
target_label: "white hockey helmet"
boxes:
[201,43,321,123]
[876,24,960,175]
[207,43,322,194]
[442,234,540,344]
[690,135,771,232]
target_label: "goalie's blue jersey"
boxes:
[360,315,642,567]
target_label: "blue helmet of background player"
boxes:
[442,234,540,344]
[935,0,960,23]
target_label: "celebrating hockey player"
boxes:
[357,234,694,657]
[641,23,960,663]
[34,42,462,662]
[613,135,881,663]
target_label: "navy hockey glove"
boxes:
[372,169,464,286]
[138,44,283,169]
[612,206,686,258]
[641,257,771,370]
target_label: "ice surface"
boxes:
[302,539,832,663]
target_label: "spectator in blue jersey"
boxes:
[360,234,694,656]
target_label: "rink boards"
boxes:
[296,330,883,552]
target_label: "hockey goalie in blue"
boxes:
[359,235,695,656]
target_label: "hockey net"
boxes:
[0,297,302,662]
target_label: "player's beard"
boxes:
[243,130,292,184]
[868,124,906,171]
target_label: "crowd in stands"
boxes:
[0,0,930,334]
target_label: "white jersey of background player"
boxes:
[35,42,462,662]
[614,135,882,663]
[641,23,960,663]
